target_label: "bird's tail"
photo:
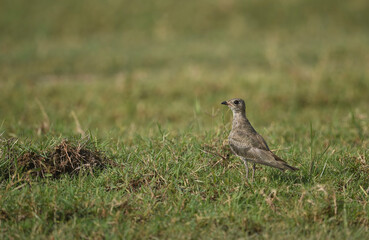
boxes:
[282,163,299,171]
[272,153,299,171]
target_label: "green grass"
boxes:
[1,0,369,239]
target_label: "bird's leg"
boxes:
[251,163,256,182]
[242,158,249,179]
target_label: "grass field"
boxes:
[1,0,369,239]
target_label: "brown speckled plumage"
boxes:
[221,98,298,181]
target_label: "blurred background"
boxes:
[1,0,368,138]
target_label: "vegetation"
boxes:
[1,0,368,239]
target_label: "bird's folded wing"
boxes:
[248,148,293,170]
[229,139,286,170]
[255,134,270,151]
[248,148,279,165]
[229,131,270,151]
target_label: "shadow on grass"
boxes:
[268,170,311,185]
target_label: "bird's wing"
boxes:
[229,138,287,170]
[229,130,270,150]
[255,133,270,151]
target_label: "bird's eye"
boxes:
[234,100,239,104]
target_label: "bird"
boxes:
[221,98,298,181]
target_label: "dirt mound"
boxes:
[15,140,114,178]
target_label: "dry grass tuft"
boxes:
[14,140,115,178]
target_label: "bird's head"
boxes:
[221,98,246,114]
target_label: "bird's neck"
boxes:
[231,111,256,133]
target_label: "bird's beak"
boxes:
[221,101,228,105]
